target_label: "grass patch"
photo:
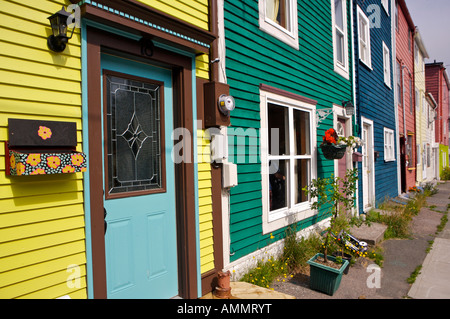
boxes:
[240,257,290,289]
[426,240,434,253]
[366,193,427,240]
[240,227,323,288]
[436,212,449,234]
[407,265,422,284]
[367,246,384,267]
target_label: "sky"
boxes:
[406,0,450,69]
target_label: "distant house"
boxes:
[353,0,397,212]
[413,28,433,184]
[426,61,450,176]
[221,0,354,277]
[424,92,440,181]
[395,0,417,193]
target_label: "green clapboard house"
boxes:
[221,0,356,276]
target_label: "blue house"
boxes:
[353,0,398,213]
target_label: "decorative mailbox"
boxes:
[5,119,87,176]
[352,151,363,162]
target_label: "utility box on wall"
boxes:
[204,81,231,127]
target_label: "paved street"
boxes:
[270,182,450,299]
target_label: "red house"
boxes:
[395,0,416,193]
[426,61,450,173]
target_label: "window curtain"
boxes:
[266,0,280,21]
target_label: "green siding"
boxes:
[225,0,353,261]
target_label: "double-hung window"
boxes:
[396,61,402,105]
[260,87,316,233]
[259,0,299,49]
[384,127,395,162]
[383,42,391,87]
[332,0,349,79]
[381,0,389,14]
[357,6,371,68]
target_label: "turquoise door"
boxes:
[101,53,178,299]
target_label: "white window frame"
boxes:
[357,6,372,68]
[383,41,391,88]
[331,0,349,79]
[258,0,299,50]
[260,89,317,234]
[384,127,395,162]
[381,0,389,14]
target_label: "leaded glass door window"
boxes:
[104,71,165,196]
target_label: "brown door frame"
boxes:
[86,26,197,299]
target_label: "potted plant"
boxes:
[320,128,346,160]
[303,168,358,295]
[320,128,363,160]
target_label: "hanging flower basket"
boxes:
[320,143,347,160]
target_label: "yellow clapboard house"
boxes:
[0,0,217,299]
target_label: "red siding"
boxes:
[396,0,416,190]
[426,64,450,146]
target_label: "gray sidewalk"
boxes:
[408,182,450,299]
[270,181,450,299]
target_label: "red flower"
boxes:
[323,128,338,145]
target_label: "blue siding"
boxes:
[354,0,398,210]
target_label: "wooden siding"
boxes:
[136,0,210,79]
[354,0,397,207]
[415,38,427,183]
[225,0,353,261]
[197,130,214,274]
[137,0,209,31]
[0,0,86,298]
[396,1,416,190]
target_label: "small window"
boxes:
[407,135,414,168]
[416,88,420,112]
[416,144,421,165]
[332,0,349,79]
[384,127,395,162]
[395,4,399,31]
[415,42,419,64]
[383,42,391,87]
[357,6,371,68]
[259,0,299,49]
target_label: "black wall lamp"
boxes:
[47,6,75,53]
[342,101,355,116]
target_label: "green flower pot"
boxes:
[307,253,348,296]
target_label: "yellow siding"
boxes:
[197,130,215,274]
[0,0,86,299]
[415,46,427,183]
[136,0,210,79]
[136,0,209,30]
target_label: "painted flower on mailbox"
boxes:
[38,126,52,140]
[16,162,26,176]
[47,156,61,169]
[10,155,16,170]
[71,154,84,167]
[26,154,41,167]
[31,168,46,175]
[62,165,75,173]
